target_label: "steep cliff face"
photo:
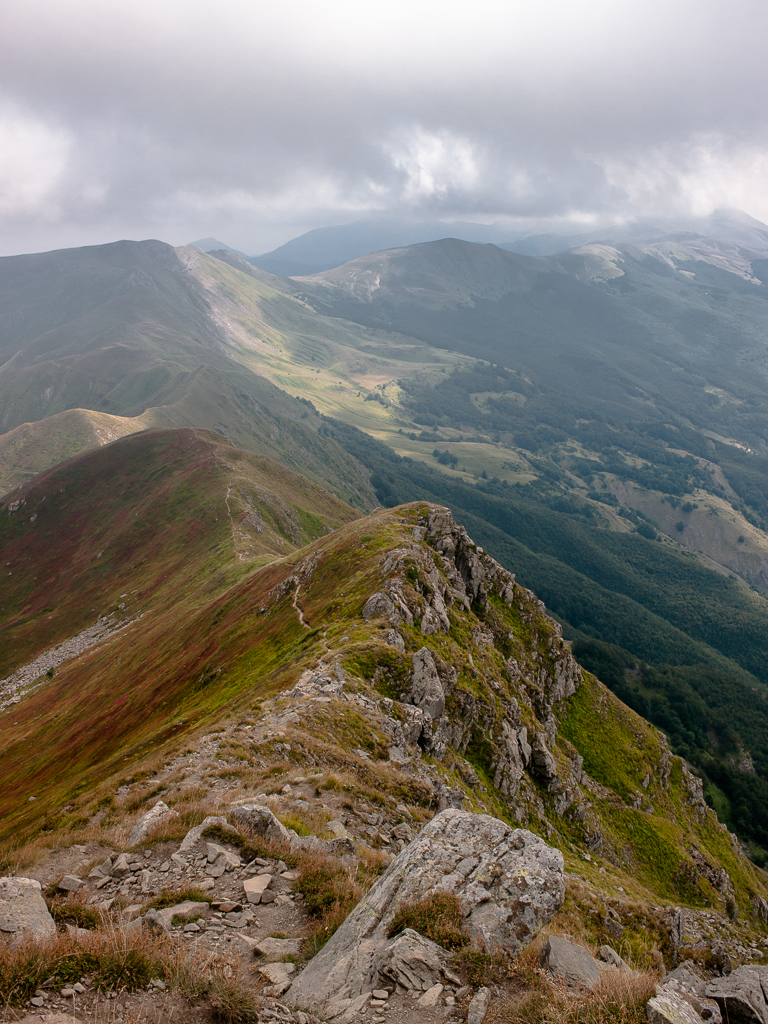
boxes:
[240,501,767,925]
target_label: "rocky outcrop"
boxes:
[371,929,458,993]
[231,803,356,857]
[128,799,179,847]
[0,615,130,714]
[288,808,563,1017]
[647,964,722,1024]
[360,505,585,812]
[542,936,602,990]
[0,876,56,942]
[706,965,768,1023]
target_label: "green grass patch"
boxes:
[201,823,298,867]
[388,891,469,950]
[145,887,211,910]
[48,902,100,930]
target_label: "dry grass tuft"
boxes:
[295,846,388,957]
[208,975,260,1024]
[0,925,176,1007]
[487,940,658,1024]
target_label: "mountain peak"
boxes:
[187,236,250,258]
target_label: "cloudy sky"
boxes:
[1,0,767,256]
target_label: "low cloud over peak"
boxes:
[1,0,767,256]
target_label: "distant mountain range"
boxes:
[192,207,768,276]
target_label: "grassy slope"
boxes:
[0,423,358,823]
[0,408,156,495]
[2,496,765,924]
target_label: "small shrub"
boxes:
[295,848,385,955]
[489,945,657,1024]
[278,813,312,836]
[0,928,173,1005]
[145,887,211,910]
[48,902,101,930]
[208,976,259,1023]
[388,892,469,951]
[452,949,494,986]
[296,860,351,918]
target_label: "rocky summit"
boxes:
[2,485,768,1023]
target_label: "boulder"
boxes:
[177,815,229,853]
[230,804,294,847]
[596,944,630,971]
[143,909,170,936]
[417,983,444,1007]
[647,990,714,1024]
[255,936,303,958]
[258,962,295,996]
[410,648,445,721]
[232,803,356,857]
[372,929,456,992]
[58,874,83,892]
[156,900,209,928]
[288,808,563,1015]
[0,876,56,943]
[128,800,179,847]
[243,875,273,904]
[110,853,131,878]
[706,966,768,1023]
[467,987,492,1024]
[362,592,397,623]
[542,936,602,990]
[649,965,722,1024]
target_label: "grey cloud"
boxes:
[1,0,768,255]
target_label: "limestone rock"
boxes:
[542,936,602,990]
[178,815,229,853]
[417,983,444,1007]
[409,648,445,721]
[258,962,295,995]
[58,874,83,892]
[156,900,209,928]
[650,965,722,1024]
[647,990,711,1024]
[706,966,768,1023]
[110,853,131,878]
[531,732,557,780]
[232,803,355,857]
[288,808,563,1015]
[255,936,303,958]
[231,804,294,847]
[362,591,397,623]
[467,987,492,1024]
[128,800,179,847]
[258,962,296,984]
[143,908,170,936]
[244,874,273,904]
[399,705,427,745]
[596,944,630,971]
[0,876,56,942]
[372,929,455,993]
